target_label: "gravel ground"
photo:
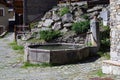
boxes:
[0,33,120,80]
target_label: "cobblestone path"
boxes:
[0,33,120,80]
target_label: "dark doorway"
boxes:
[8,21,15,32]
[15,14,23,25]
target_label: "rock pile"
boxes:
[30,4,109,44]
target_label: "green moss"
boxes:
[22,62,52,68]
[30,22,38,29]
[97,52,110,59]
[96,69,105,77]
[9,41,24,50]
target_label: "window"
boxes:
[0,8,5,16]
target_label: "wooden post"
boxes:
[14,25,17,42]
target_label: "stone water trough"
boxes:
[24,43,90,64]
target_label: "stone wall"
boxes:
[110,0,120,61]
[102,0,120,75]
[26,0,58,24]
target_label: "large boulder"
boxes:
[62,13,73,23]
[43,19,54,27]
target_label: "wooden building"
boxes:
[0,0,15,33]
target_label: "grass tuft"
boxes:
[96,69,105,77]
[9,41,24,50]
[22,62,53,68]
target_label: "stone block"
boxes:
[102,60,120,75]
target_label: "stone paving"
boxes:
[0,33,120,80]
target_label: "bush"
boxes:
[71,21,90,34]
[59,7,69,16]
[40,30,61,41]
[100,26,110,52]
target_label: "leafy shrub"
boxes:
[40,30,61,41]
[100,26,110,52]
[71,21,90,34]
[59,7,69,16]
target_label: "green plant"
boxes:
[12,45,24,50]
[71,21,90,34]
[86,42,92,46]
[59,7,69,16]
[9,41,24,50]
[82,14,89,20]
[30,22,38,29]
[22,62,52,68]
[97,52,110,59]
[9,41,17,45]
[100,26,110,52]
[101,38,110,47]
[96,69,105,77]
[40,30,61,41]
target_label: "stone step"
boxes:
[102,60,120,75]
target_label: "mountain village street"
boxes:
[0,33,119,80]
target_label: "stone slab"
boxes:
[102,60,120,75]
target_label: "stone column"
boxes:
[102,0,120,75]
[90,16,100,50]
[110,0,120,61]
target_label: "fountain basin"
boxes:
[24,43,89,64]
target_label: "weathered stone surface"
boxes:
[60,27,68,33]
[90,16,100,48]
[74,17,86,22]
[102,0,120,75]
[52,22,62,30]
[40,27,51,31]
[24,43,89,64]
[42,11,52,20]
[38,21,43,27]
[74,37,80,43]
[43,19,54,27]
[110,29,120,61]
[62,13,73,23]
[74,8,83,17]
[102,60,120,75]
[87,6,103,13]
[100,8,110,26]
[62,31,76,41]
[52,14,60,21]
[63,23,72,28]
